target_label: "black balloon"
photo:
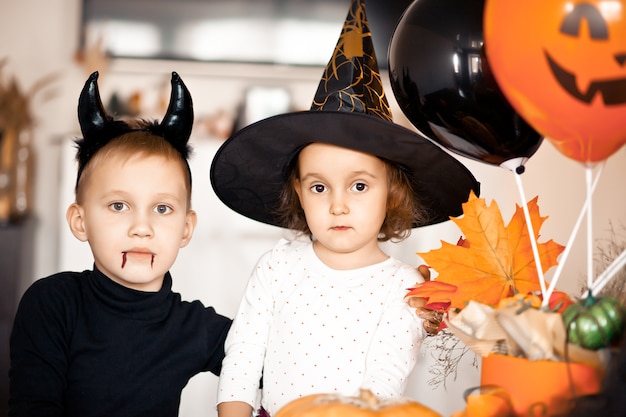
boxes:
[388,0,543,169]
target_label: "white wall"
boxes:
[3,0,626,416]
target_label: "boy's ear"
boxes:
[180,209,197,248]
[66,203,88,242]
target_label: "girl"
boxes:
[210,1,479,416]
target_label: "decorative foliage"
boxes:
[407,191,565,311]
[420,329,478,390]
[0,59,57,131]
[593,222,626,305]
[405,192,576,389]
[0,60,58,222]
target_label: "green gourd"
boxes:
[562,295,626,350]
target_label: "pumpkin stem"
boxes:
[583,293,597,308]
[358,389,379,408]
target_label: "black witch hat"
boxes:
[210,0,479,228]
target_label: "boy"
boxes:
[8,71,231,417]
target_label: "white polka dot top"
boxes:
[217,238,425,415]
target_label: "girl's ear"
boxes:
[179,209,197,248]
[293,178,303,203]
[66,203,88,242]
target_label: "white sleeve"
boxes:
[361,266,426,397]
[217,249,275,408]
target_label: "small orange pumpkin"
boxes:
[274,389,442,417]
[497,292,542,310]
[451,385,514,417]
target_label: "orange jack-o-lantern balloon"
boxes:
[484,0,626,164]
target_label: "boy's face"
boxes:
[67,153,196,291]
[294,143,388,268]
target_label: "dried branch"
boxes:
[421,329,479,390]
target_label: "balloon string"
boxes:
[543,163,604,307]
[586,167,594,289]
[589,248,626,297]
[514,171,546,298]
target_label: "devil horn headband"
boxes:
[160,72,194,145]
[75,71,194,184]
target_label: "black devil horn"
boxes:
[160,72,193,150]
[77,71,111,138]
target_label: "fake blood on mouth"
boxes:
[121,251,154,268]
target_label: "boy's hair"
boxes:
[276,155,426,242]
[75,130,192,207]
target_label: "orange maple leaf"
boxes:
[408,191,565,311]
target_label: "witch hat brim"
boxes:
[210,0,479,228]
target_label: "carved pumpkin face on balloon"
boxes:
[484,0,626,164]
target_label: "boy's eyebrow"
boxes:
[100,190,184,201]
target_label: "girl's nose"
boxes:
[329,194,349,215]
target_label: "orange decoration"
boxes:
[497,292,543,310]
[545,290,575,313]
[481,354,603,416]
[484,0,626,164]
[409,191,564,311]
[274,389,442,417]
[450,385,514,417]
[405,280,455,311]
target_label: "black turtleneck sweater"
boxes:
[8,267,232,417]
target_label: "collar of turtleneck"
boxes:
[88,266,175,321]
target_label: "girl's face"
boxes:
[67,153,196,291]
[294,143,389,269]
